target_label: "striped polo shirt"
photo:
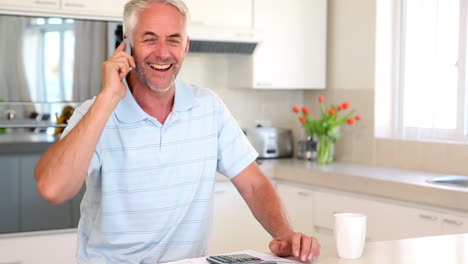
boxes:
[62,80,258,264]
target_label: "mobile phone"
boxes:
[124,38,132,55]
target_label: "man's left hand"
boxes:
[269,232,320,262]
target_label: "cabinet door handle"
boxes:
[34,0,56,5]
[443,219,463,226]
[314,225,333,235]
[64,2,86,8]
[297,191,310,197]
[0,262,23,264]
[418,214,438,221]
[214,190,226,194]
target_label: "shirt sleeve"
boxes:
[216,99,258,179]
[60,98,101,176]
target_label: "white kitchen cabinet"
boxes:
[229,0,327,89]
[209,181,271,254]
[0,230,77,264]
[441,212,468,235]
[277,182,468,243]
[184,0,252,28]
[276,184,315,235]
[0,0,125,20]
[60,0,127,20]
[277,184,337,246]
[0,0,60,12]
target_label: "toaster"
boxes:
[244,127,294,159]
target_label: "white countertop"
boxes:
[316,233,468,264]
[3,229,466,264]
[257,159,468,212]
[167,233,468,264]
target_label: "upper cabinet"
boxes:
[0,0,60,12]
[230,0,327,89]
[184,0,252,28]
[60,0,127,20]
[0,0,127,21]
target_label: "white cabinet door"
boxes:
[185,0,252,28]
[276,184,315,235]
[0,0,59,12]
[441,213,468,235]
[368,202,442,241]
[313,189,441,242]
[0,231,77,264]
[209,181,271,255]
[250,0,327,89]
[276,184,335,246]
[60,0,127,19]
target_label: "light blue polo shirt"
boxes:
[61,80,258,264]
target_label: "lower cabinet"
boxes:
[277,184,334,246]
[20,154,73,231]
[0,230,77,264]
[0,153,85,234]
[209,181,272,255]
[0,155,20,233]
[277,183,468,243]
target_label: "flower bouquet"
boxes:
[292,96,362,164]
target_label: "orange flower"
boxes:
[292,106,300,113]
[355,115,362,121]
[328,108,336,115]
[337,105,343,111]
[342,102,350,110]
[302,107,310,115]
[318,96,325,103]
[299,117,306,124]
[347,117,356,125]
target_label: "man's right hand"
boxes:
[101,41,136,101]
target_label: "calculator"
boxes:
[206,254,276,264]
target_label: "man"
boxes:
[34,0,320,263]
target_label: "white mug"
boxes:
[334,213,367,259]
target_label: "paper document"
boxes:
[165,250,302,264]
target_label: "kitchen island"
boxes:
[316,233,468,263]
[1,230,467,264]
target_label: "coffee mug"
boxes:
[334,213,367,259]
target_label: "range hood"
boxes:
[187,25,262,54]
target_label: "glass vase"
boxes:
[316,134,334,165]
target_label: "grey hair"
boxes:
[123,0,190,45]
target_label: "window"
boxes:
[375,0,468,142]
[26,17,75,103]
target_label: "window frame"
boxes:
[379,0,468,143]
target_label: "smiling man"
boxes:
[34,0,320,263]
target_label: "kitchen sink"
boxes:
[427,175,468,188]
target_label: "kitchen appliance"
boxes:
[244,127,293,159]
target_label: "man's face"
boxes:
[131,3,189,92]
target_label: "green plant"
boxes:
[292,96,362,164]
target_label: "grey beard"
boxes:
[136,64,174,93]
[148,82,173,93]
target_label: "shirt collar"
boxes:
[114,79,196,124]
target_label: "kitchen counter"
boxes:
[2,229,466,264]
[0,133,57,153]
[166,232,468,264]
[257,159,468,212]
[315,233,468,264]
